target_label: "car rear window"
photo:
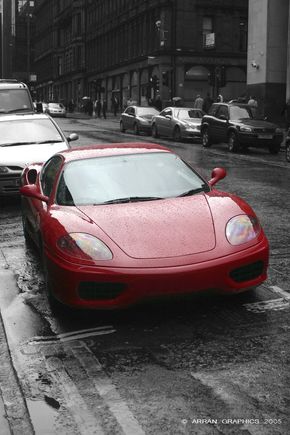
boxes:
[0,89,34,113]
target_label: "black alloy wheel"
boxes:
[286,142,290,162]
[134,123,140,135]
[228,131,240,152]
[120,121,125,132]
[152,123,159,138]
[202,128,212,147]
[268,143,280,155]
[173,126,182,142]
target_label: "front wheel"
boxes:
[286,142,290,162]
[133,123,140,135]
[173,126,182,142]
[228,132,239,152]
[202,128,212,147]
[120,121,125,133]
[269,143,280,154]
[152,124,159,138]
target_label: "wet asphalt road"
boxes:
[0,116,289,434]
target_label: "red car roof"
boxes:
[59,142,170,162]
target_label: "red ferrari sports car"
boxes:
[20,143,269,310]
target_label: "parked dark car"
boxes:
[120,106,159,135]
[201,103,283,154]
[151,107,204,141]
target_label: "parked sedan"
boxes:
[46,102,67,117]
[0,113,78,195]
[20,142,268,312]
[151,107,204,141]
[120,106,159,134]
[201,103,283,153]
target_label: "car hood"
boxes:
[235,119,278,129]
[0,142,68,167]
[77,195,216,259]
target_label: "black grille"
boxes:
[78,282,126,300]
[230,261,264,283]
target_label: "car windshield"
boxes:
[0,118,63,146]
[0,89,33,113]
[136,107,159,116]
[229,105,252,120]
[176,109,202,119]
[56,152,209,206]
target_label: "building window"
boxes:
[239,18,247,51]
[202,16,214,49]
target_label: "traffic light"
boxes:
[208,71,215,86]
[162,71,169,87]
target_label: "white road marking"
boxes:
[72,342,146,435]
[46,355,105,435]
[268,285,290,299]
[243,286,290,313]
[25,325,116,345]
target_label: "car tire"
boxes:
[202,128,212,147]
[228,132,239,152]
[269,143,280,154]
[286,142,290,162]
[152,124,159,138]
[173,126,182,142]
[21,214,33,246]
[120,121,125,133]
[134,123,140,135]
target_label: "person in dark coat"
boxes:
[281,98,290,129]
[202,92,213,113]
[87,99,94,116]
[102,100,107,119]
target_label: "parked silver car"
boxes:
[151,107,204,141]
[120,105,159,135]
[46,102,67,117]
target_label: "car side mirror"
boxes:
[20,184,49,203]
[67,133,79,142]
[208,167,227,187]
[219,114,228,121]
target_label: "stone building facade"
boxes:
[33,0,248,111]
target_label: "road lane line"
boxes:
[24,325,116,345]
[72,342,146,435]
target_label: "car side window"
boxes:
[208,104,219,117]
[127,107,135,116]
[216,106,229,119]
[163,109,172,117]
[41,156,63,197]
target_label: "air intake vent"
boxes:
[230,261,264,283]
[78,282,126,300]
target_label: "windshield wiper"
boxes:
[0,141,37,147]
[35,140,63,144]
[178,187,206,197]
[101,196,163,205]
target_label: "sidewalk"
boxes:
[66,111,119,123]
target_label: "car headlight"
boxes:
[0,166,9,174]
[240,126,252,132]
[275,128,283,134]
[57,233,113,260]
[226,215,261,245]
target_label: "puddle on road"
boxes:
[27,398,59,434]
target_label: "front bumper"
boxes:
[237,132,283,147]
[46,238,269,309]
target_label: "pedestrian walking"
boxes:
[102,99,107,119]
[248,95,258,117]
[111,95,119,116]
[94,99,102,118]
[217,94,223,102]
[193,94,204,109]
[154,94,162,111]
[87,99,94,116]
[202,92,213,113]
